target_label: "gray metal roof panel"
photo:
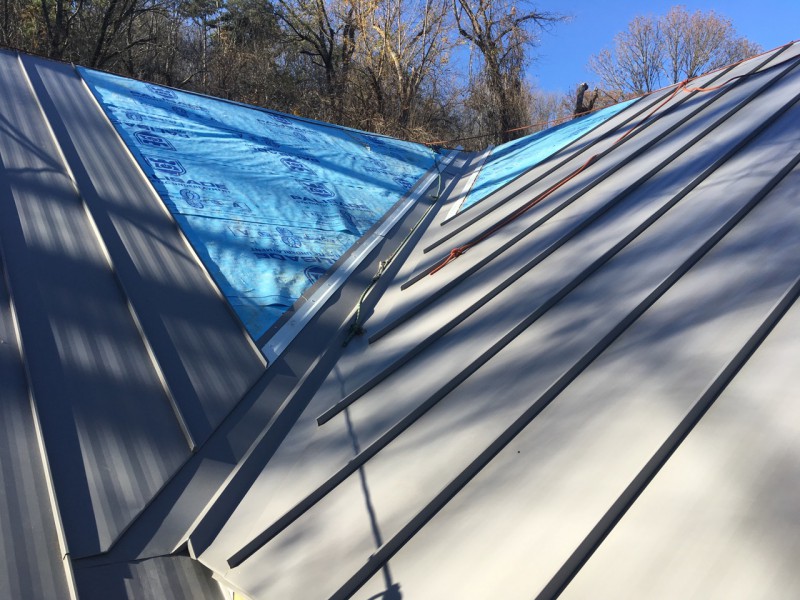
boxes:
[0,50,191,557]
[330,78,800,599]
[3,40,800,600]
[192,42,800,599]
[352,150,800,600]
[562,239,800,598]
[0,257,73,600]
[20,53,265,447]
[182,161,470,560]
[338,51,800,398]
[0,45,264,572]
[62,153,465,572]
[73,555,223,600]
[0,46,469,597]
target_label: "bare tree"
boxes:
[275,0,359,122]
[357,0,453,133]
[661,6,761,82]
[0,0,535,146]
[529,86,569,129]
[588,14,663,97]
[176,0,223,91]
[204,0,293,105]
[589,6,762,100]
[39,0,83,58]
[2,0,43,49]
[81,0,165,68]
[453,0,562,144]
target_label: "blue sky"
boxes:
[530,0,800,93]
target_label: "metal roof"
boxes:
[0,49,264,598]
[1,40,800,599]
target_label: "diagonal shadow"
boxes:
[344,407,402,600]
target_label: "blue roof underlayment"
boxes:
[79,68,436,339]
[461,99,637,212]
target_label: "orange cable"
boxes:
[426,40,798,277]
[428,78,689,275]
[426,69,742,275]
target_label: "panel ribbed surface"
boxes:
[0,254,71,600]
[187,43,800,599]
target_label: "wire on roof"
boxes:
[342,152,445,346]
[426,42,794,278]
[421,89,668,257]
[426,82,684,276]
[395,46,791,297]
[317,58,800,424]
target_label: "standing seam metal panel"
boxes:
[21,54,266,448]
[0,49,191,558]
[0,249,73,599]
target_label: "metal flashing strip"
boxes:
[185,158,464,560]
[326,144,800,600]
[261,149,459,364]
[443,146,493,220]
[316,77,800,426]
[186,315,370,559]
[422,43,793,255]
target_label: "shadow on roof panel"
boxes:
[0,50,193,558]
[0,254,72,600]
[562,244,800,599]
